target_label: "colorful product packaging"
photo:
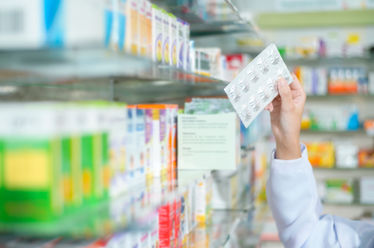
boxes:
[81,104,110,203]
[364,120,374,136]
[324,179,354,204]
[135,108,146,188]
[145,0,153,58]
[104,0,115,49]
[161,9,170,65]
[125,0,139,55]
[137,105,154,185]
[358,149,374,168]
[170,105,178,183]
[177,18,185,69]
[108,104,127,197]
[0,104,64,222]
[360,177,374,204]
[60,106,83,213]
[126,106,137,189]
[158,202,174,248]
[306,142,335,168]
[164,104,178,184]
[138,0,147,56]
[195,176,212,226]
[183,21,191,71]
[151,107,161,181]
[159,108,168,184]
[118,0,127,51]
[169,14,178,67]
[152,4,163,63]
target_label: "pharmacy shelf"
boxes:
[0,183,163,238]
[186,189,266,248]
[324,202,374,208]
[313,167,374,180]
[152,0,254,36]
[284,56,374,66]
[323,203,374,220]
[306,94,374,101]
[0,49,228,102]
[314,167,374,171]
[189,21,253,36]
[301,129,367,135]
[227,203,270,248]
[0,169,211,239]
[256,9,374,29]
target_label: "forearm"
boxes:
[267,144,374,248]
[266,144,322,247]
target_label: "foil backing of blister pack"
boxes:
[224,43,293,128]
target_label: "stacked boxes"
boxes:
[0,0,104,49]
[0,102,178,226]
[0,104,64,222]
[105,0,191,69]
[293,66,369,95]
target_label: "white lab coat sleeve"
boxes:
[266,144,374,248]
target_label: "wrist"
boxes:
[275,139,301,160]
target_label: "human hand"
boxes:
[265,74,306,160]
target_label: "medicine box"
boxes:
[0,0,104,49]
[178,113,240,171]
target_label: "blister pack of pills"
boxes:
[224,43,293,128]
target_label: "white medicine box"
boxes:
[178,113,241,170]
[0,0,104,49]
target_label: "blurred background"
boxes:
[0,0,373,247]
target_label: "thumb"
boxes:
[277,78,293,110]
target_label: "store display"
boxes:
[1,1,374,247]
[225,44,293,128]
[360,177,374,204]
[306,142,335,168]
[328,67,368,94]
[281,32,366,59]
[293,66,371,96]
[335,144,358,168]
[293,66,328,96]
[369,72,374,95]
[324,179,354,204]
[0,102,178,225]
[364,120,374,136]
[358,149,374,168]
[224,54,251,81]
[0,0,104,49]
[302,105,360,131]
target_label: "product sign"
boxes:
[178,113,238,170]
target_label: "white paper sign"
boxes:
[178,113,239,170]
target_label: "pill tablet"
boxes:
[224,43,293,128]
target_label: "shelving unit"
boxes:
[256,9,374,29]
[0,49,228,103]
[151,0,254,37]
[313,167,374,179]
[301,129,367,135]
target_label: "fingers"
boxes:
[277,78,293,108]
[265,103,273,112]
[289,74,302,91]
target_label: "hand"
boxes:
[265,74,306,160]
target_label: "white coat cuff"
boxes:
[271,144,308,173]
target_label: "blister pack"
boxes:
[224,43,293,128]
